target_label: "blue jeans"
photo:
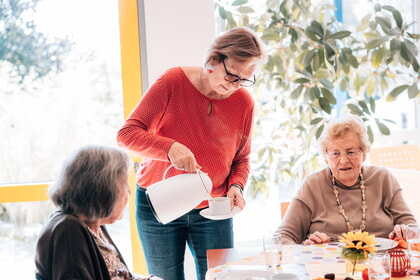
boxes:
[136,187,234,280]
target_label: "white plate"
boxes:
[216,269,273,280]
[374,237,398,251]
[200,207,241,220]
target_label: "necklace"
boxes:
[332,172,367,232]
[87,226,109,244]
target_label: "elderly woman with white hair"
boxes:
[35,145,163,280]
[277,115,416,245]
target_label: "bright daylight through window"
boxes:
[0,0,124,278]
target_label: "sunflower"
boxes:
[339,230,377,260]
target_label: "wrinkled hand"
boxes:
[168,142,201,173]
[303,231,330,245]
[389,224,409,240]
[227,186,245,210]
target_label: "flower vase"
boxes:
[345,258,368,280]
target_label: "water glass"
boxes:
[406,224,420,263]
[263,231,282,270]
[368,252,391,280]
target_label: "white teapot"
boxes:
[146,165,212,224]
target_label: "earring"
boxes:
[207,65,214,73]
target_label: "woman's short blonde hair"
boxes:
[318,115,371,155]
[203,27,266,67]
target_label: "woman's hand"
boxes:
[168,142,201,172]
[303,231,330,245]
[226,186,245,210]
[389,224,408,240]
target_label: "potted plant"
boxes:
[215,0,420,197]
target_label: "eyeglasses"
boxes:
[221,59,256,87]
[325,148,362,160]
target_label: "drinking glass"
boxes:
[406,224,420,264]
[368,252,391,280]
[263,231,282,270]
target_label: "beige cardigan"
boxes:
[278,165,416,244]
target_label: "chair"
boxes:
[369,144,420,171]
[280,201,290,219]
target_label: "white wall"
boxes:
[137,2,215,278]
[139,0,216,89]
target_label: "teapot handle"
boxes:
[162,164,205,179]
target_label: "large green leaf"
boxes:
[375,16,392,33]
[346,104,363,116]
[319,97,331,114]
[386,85,409,100]
[303,49,317,67]
[290,85,304,99]
[313,69,330,79]
[375,119,390,135]
[320,78,334,89]
[315,124,324,139]
[328,30,351,40]
[371,47,385,68]
[392,10,403,29]
[262,32,282,41]
[400,39,418,63]
[365,37,389,50]
[310,118,324,125]
[408,84,419,98]
[390,38,401,54]
[320,87,336,104]
[232,0,248,6]
[237,6,255,13]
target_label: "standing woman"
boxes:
[117,27,266,280]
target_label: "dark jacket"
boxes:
[35,211,129,280]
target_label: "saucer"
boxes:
[374,237,398,251]
[200,207,241,220]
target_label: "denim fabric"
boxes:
[136,187,234,280]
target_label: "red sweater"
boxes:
[117,67,254,208]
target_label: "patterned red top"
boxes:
[117,67,254,208]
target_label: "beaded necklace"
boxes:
[332,172,367,232]
[87,226,109,244]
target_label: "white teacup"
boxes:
[208,197,231,215]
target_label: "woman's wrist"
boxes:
[229,184,243,195]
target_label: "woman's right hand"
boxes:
[168,142,201,173]
[303,231,330,245]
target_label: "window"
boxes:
[0,0,124,277]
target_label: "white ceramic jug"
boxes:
[145,165,213,224]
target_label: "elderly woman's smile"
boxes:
[325,132,366,187]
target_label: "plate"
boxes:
[215,269,273,280]
[200,207,241,220]
[374,237,398,251]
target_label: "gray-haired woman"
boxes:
[35,145,162,280]
[278,115,416,245]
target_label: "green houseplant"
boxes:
[215,0,420,197]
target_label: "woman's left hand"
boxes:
[227,186,245,210]
[303,231,330,245]
[389,224,407,240]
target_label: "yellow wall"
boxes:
[118,0,147,274]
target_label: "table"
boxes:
[207,243,419,280]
